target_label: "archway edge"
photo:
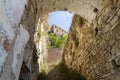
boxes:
[36,0,111,23]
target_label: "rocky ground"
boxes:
[46,48,63,80]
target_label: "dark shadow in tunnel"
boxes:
[19,61,30,80]
[58,61,86,80]
[37,61,86,80]
[19,45,39,80]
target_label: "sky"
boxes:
[48,11,74,32]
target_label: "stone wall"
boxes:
[36,0,108,23]
[63,4,120,80]
[35,18,48,72]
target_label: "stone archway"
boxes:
[0,0,119,80]
[35,0,112,23]
[32,0,120,79]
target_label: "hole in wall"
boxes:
[93,8,98,13]
[19,61,30,80]
[94,27,98,35]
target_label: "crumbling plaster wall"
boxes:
[0,0,29,80]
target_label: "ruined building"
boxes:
[50,25,68,36]
[0,0,120,80]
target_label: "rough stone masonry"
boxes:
[63,4,120,80]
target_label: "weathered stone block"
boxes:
[117,9,120,16]
[112,23,119,32]
[104,74,116,80]
[110,16,119,26]
[114,56,120,66]
[104,52,112,61]
[111,42,120,56]
[105,61,114,70]
[106,10,116,23]
[104,24,111,33]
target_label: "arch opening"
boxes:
[33,10,88,80]
[18,0,120,80]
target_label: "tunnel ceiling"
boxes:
[35,0,112,23]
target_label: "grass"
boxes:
[37,71,49,80]
[38,59,48,80]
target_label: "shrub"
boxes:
[48,33,67,48]
[37,71,49,80]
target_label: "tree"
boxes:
[48,33,67,48]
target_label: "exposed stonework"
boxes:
[36,0,110,23]
[63,7,120,80]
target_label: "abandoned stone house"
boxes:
[50,24,68,36]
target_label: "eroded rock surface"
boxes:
[0,0,29,80]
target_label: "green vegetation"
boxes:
[37,23,42,39]
[48,33,68,48]
[38,64,49,80]
[37,53,48,80]
[37,70,49,80]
